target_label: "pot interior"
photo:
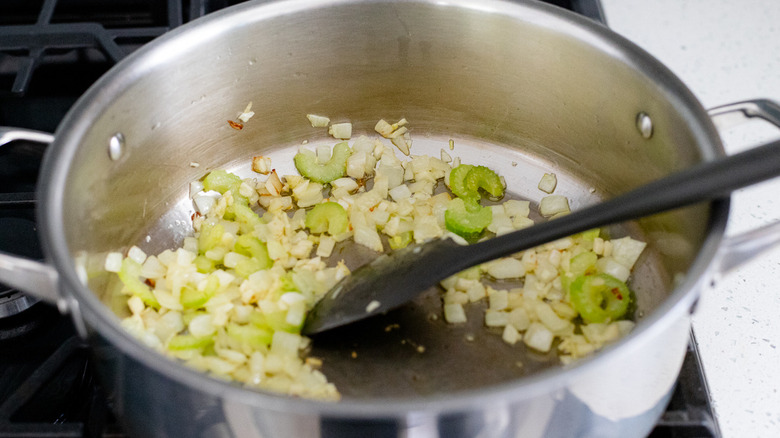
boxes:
[61,0,720,398]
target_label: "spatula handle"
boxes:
[467,138,780,266]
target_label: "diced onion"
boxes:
[488,289,509,311]
[271,331,302,357]
[104,252,123,273]
[484,310,509,327]
[328,122,352,140]
[524,322,554,352]
[483,257,524,279]
[127,246,147,265]
[444,303,467,323]
[610,236,647,270]
[252,156,272,174]
[539,195,570,217]
[502,324,521,345]
[538,173,557,194]
[306,114,330,127]
[190,181,204,197]
[596,256,631,282]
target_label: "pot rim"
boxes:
[38,0,728,417]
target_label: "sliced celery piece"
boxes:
[203,170,249,205]
[569,273,631,324]
[118,258,160,309]
[234,235,272,267]
[234,258,267,279]
[305,202,348,235]
[168,334,214,351]
[181,310,208,326]
[569,252,598,277]
[448,164,475,200]
[194,255,215,273]
[450,164,503,200]
[249,310,303,334]
[228,202,262,233]
[180,274,220,308]
[294,142,351,183]
[388,231,413,250]
[444,197,492,240]
[579,228,601,242]
[233,235,272,278]
[226,323,273,348]
[562,251,598,291]
[203,170,241,194]
[279,272,299,294]
[198,222,225,254]
[465,165,504,199]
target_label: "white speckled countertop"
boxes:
[599,1,780,436]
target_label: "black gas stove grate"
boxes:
[0,0,604,98]
[0,0,241,97]
[0,306,123,438]
[0,1,718,437]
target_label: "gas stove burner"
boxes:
[0,217,42,318]
[0,292,38,319]
[0,299,46,341]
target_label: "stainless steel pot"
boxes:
[2,0,780,436]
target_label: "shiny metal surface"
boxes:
[2,0,776,436]
[0,291,38,318]
[0,127,55,147]
[85,303,692,437]
[708,98,780,132]
[0,252,60,307]
[0,127,62,309]
[708,99,780,274]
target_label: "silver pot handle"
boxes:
[708,99,780,273]
[0,127,63,309]
[0,127,55,146]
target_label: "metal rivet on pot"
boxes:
[109,133,125,161]
[636,112,653,139]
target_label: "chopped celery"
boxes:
[203,170,249,206]
[198,222,225,254]
[233,235,273,278]
[181,310,208,326]
[203,170,241,194]
[562,251,598,291]
[168,334,214,351]
[578,228,600,241]
[445,197,492,240]
[234,235,272,266]
[448,164,475,200]
[569,273,631,324]
[250,310,303,334]
[294,141,351,183]
[194,255,215,273]
[449,164,504,200]
[465,165,504,199]
[180,274,220,308]
[234,258,265,279]
[279,272,299,294]
[388,231,413,250]
[227,323,273,348]
[569,252,598,277]
[118,258,160,309]
[228,202,262,233]
[305,202,348,235]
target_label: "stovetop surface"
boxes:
[0,0,718,437]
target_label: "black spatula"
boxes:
[303,138,780,335]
